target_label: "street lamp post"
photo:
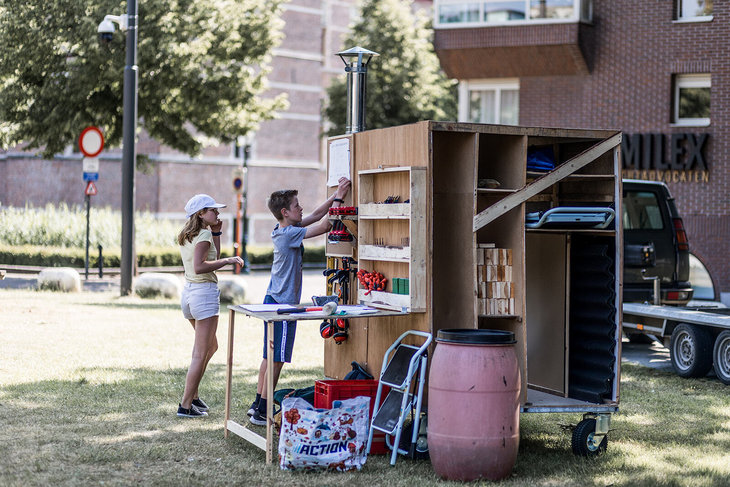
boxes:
[99,1,138,296]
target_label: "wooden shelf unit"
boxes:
[324,122,622,413]
[356,166,426,312]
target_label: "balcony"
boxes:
[433,0,594,78]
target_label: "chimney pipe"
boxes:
[337,46,379,134]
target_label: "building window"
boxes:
[459,80,519,125]
[673,74,710,126]
[435,0,590,27]
[439,2,480,24]
[676,0,713,21]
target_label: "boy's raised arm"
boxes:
[301,177,351,227]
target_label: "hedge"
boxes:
[0,244,326,269]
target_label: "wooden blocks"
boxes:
[477,246,514,316]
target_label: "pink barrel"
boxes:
[428,329,520,481]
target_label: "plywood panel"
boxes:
[526,233,567,395]
[326,122,432,378]
[324,319,369,379]
[432,131,477,336]
[326,135,355,258]
[354,122,431,172]
[433,193,476,329]
[478,134,526,190]
[366,314,430,376]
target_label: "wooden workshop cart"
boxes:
[324,121,623,455]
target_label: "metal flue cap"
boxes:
[337,46,379,66]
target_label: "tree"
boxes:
[324,0,457,135]
[0,0,286,158]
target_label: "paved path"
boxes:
[621,339,673,373]
[0,269,329,305]
[3,271,719,379]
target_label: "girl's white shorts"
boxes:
[181,281,220,320]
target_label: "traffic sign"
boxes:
[85,181,98,196]
[83,157,99,182]
[232,166,244,194]
[79,126,104,158]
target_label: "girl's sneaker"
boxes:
[191,398,209,412]
[247,400,259,417]
[177,403,208,418]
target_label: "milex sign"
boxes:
[621,132,709,183]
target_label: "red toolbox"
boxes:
[314,379,390,455]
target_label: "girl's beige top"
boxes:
[180,229,218,283]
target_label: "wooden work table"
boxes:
[224,304,406,464]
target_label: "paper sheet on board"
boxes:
[327,138,350,187]
[237,304,284,312]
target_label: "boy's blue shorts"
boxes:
[263,295,296,363]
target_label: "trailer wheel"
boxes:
[571,419,607,457]
[713,331,730,385]
[670,323,713,378]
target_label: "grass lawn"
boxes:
[1,289,729,486]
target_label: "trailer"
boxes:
[623,302,730,385]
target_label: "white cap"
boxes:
[184,194,226,218]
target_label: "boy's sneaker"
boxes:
[191,398,209,412]
[177,403,208,418]
[249,409,267,426]
[247,400,259,417]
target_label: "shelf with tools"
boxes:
[356,166,426,313]
[328,214,358,239]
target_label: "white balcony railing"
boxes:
[434,0,592,28]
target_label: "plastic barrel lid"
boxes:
[436,329,516,345]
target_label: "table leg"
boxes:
[266,319,274,464]
[224,308,235,438]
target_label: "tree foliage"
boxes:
[324,0,457,135]
[0,0,286,157]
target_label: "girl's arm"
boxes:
[193,242,243,274]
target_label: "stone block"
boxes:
[37,267,81,292]
[218,276,248,304]
[135,272,182,299]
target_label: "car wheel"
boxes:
[669,323,713,378]
[712,331,730,385]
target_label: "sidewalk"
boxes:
[0,269,329,305]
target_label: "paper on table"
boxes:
[237,304,284,312]
[236,304,380,316]
[327,138,350,187]
[336,305,379,315]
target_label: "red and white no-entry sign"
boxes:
[79,126,104,158]
[85,181,98,196]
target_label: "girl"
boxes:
[177,194,244,417]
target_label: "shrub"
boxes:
[0,204,327,268]
[0,244,326,268]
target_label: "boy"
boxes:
[248,177,351,425]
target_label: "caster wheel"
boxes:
[572,418,607,457]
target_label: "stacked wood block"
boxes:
[476,246,514,315]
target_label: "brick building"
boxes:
[0,0,360,248]
[432,0,729,297]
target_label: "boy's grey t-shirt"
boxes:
[266,223,307,304]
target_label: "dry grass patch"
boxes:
[1,290,729,486]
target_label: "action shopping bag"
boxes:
[278,396,370,471]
